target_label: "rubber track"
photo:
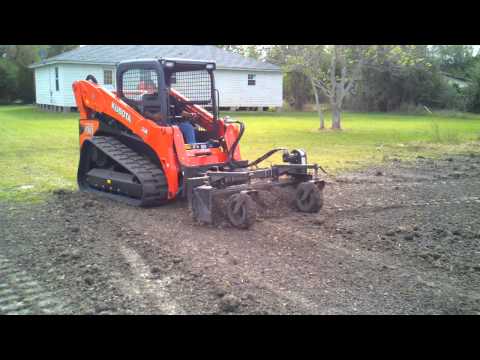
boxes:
[85,136,168,207]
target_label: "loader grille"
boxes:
[122,69,159,102]
[170,70,212,106]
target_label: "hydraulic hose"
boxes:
[226,119,287,169]
[226,120,245,168]
[247,148,288,167]
[224,118,329,174]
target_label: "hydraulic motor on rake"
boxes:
[73,58,325,229]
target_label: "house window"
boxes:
[55,67,59,91]
[104,70,113,85]
[248,74,256,86]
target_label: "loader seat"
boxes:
[140,93,198,144]
[139,94,162,125]
[141,93,164,123]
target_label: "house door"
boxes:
[49,66,59,105]
[48,66,54,104]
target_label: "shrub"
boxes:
[395,103,428,114]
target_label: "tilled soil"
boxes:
[1,153,480,314]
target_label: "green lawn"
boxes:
[1,105,480,203]
[235,110,480,170]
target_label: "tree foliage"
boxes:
[277,45,371,129]
[216,45,264,59]
[228,45,480,116]
[348,45,437,111]
[464,61,480,113]
[429,45,475,78]
[331,45,473,113]
[283,71,314,110]
[265,45,315,110]
[0,58,19,103]
[0,45,79,103]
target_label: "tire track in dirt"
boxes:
[327,196,480,214]
[218,172,480,313]
[0,254,72,315]
[2,154,478,314]
[282,210,479,298]
[113,206,324,314]
[231,266,337,314]
[116,246,184,315]
[80,155,480,314]
[273,206,480,304]
[174,215,356,313]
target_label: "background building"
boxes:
[29,45,283,112]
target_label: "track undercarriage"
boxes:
[77,136,168,207]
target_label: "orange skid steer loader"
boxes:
[73,58,325,228]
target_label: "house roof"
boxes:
[29,45,281,72]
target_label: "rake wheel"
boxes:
[227,193,257,229]
[295,182,323,213]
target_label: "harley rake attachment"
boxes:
[187,159,325,229]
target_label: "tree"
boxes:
[0,45,79,103]
[283,71,313,110]
[217,45,266,60]
[0,59,19,103]
[285,45,367,130]
[0,46,43,103]
[267,45,327,126]
[429,45,475,78]
[324,45,367,129]
[217,45,244,54]
[265,45,314,111]
[464,61,480,113]
[244,45,264,60]
[346,45,438,112]
[285,45,436,128]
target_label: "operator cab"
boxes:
[116,58,221,145]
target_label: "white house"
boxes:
[29,45,283,112]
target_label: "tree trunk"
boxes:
[311,79,324,130]
[331,103,342,130]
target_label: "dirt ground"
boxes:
[1,153,480,315]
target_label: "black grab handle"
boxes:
[86,75,98,84]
